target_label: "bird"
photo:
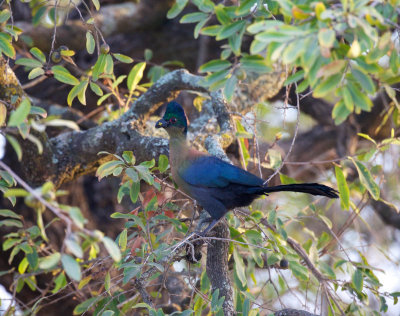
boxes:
[155,101,338,235]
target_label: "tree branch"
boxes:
[206,222,234,316]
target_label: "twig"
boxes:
[21,75,47,90]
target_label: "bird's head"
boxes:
[155,101,188,136]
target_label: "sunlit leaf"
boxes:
[335,166,350,210]
[350,157,380,200]
[61,254,81,281]
[102,236,121,262]
[8,98,31,127]
[127,62,146,93]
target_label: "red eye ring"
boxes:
[169,117,177,123]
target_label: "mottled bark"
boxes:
[274,309,319,316]
[206,222,234,316]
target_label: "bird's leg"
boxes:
[199,218,219,236]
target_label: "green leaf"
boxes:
[18,257,29,274]
[216,20,246,40]
[104,54,114,75]
[236,0,257,16]
[167,0,188,19]
[0,209,21,219]
[52,66,79,86]
[86,31,95,54]
[233,249,247,287]
[224,75,237,102]
[215,4,231,25]
[30,47,46,63]
[68,207,86,229]
[352,268,363,292]
[117,182,130,203]
[282,40,306,64]
[126,168,139,182]
[332,100,351,125]
[289,260,309,281]
[5,135,22,160]
[144,49,153,61]
[0,10,11,23]
[130,180,140,203]
[267,254,280,266]
[0,170,14,186]
[127,62,146,93]
[351,68,375,94]
[8,98,31,127]
[135,165,154,185]
[113,53,133,63]
[351,82,375,110]
[390,49,398,74]
[118,229,128,252]
[284,69,305,86]
[0,32,15,58]
[61,254,81,281]
[28,67,44,80]
[316,60,346,79]
[65,237,83,258]
[92,53,107,81]
[180,12,208,23]
[73,297,99,315]
[199,59,231,73]
[340,86,354,111]
[39,252,61,270]
[67,80,88,106]
[30,106,47,118]
[102,236,121,262]
[250,39,268,54]
[312,74,341,98]
[0,219,22,228]
[318,28,335,48]
[27,134,43,154]
[350,158,380,200]
[27,248,38,269]
[122,151,134,164]
[89,81,103,96]
[158,154,169,173]
[202,69,230,86]
[96,160,124,180]
[16,58,43,69]
[335,166,350,210]
[91,0,100,10]
[200,25,222,36]
[240,55,271,73]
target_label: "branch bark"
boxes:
[5,69,233,187]
[206,222,234,316]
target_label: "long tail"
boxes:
[263,183,339,199]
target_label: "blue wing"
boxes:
[179,156,263,188]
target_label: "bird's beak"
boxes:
[155,118,169,129]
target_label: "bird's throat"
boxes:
[168,132,189,175]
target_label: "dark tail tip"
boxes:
[263,183,339,199]
[316,184,339,199]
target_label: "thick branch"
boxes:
[274,309,319,316]
[206,222,234,316]
[371,195,400,230]
[9,69,233,186]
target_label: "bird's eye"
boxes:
[169,117,177,123]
